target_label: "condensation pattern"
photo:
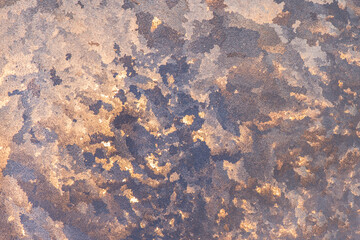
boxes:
[0,0,360,239]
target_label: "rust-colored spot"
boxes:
[88,41,100,46]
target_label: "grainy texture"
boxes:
[0,0,359,239]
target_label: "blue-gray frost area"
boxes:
[0,0,360,239]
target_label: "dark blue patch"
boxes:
[226,82,236,93]
[49,68,62,86]
[126,137,138,156]
[106,163,130,180]
[127,228,142,240]
[128,124,157,158]
[28,129,40,145]
[155,183,173,209]
[189,36,215,54]
[220,27,260,57]
[177,92,195,106]
[174,127,193,145]
[83,152,95,167]
[209,13,226,45]
[92,199,109,215]
[150,25,185,52]
[166,0,179,8]
[159,57,189,85]
[182,195,210,239]
[65,53,72,60]
[181,106,199,117]
[66,144,88,173]
[115,55,137,77]
[169,145,178,155]
[325,2,349,30]
[37,0,60,12]
[145,86,169,106]
[94,148,107,159]
[64,225,92,240]
[114,89,127,103]
[20,214,29,223]
[3,160,36,182]
[66,144,82,160]
[8,89,22,96]
[136,12,153,36]
[209,91,228,127]
[209,91,239,135]
[20,213,52,239]
[212,152,243,163]
[126,179,149,200]
[102,102,113,111]
[44,128,58,142]
[89,133,115,144]
[188,141,210,171]
[77,1,84,8]
[12,125,28,144]
[23,113,29,121]
[174,190,193,212]
[122,0,137,10]
[113,113,138,129]
[114,195,132,211]
[137,11,184,51]
[129,85,141,99]
[113,43,121,56]
[89,100,103,114]
[260,91,286,108]
[273,161,300,190]
[190,117,205,131]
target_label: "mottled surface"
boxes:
[0,0,360,239]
